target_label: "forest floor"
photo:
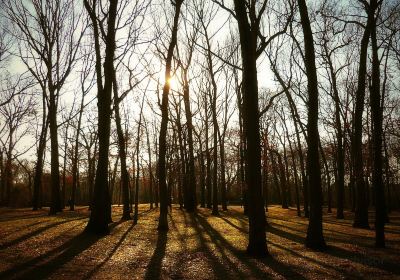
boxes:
[0,205,399,280]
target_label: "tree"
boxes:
[84,0,118,234]
[297,0,326,250]
[231,0,268,256]
[0,76,35,206]
[369,0,385,247]
[351,0,377,229]
[6,0,83,215]
[157,0,184,231]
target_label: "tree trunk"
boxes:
[233,0,267,257]
[145,121,154,209]
[113,75,131,220]
[157,0,183,231]
[297,0,326,250]
[351,1,375,229]
[71,94,85,211]
[48,91,62,215]
[84,0,118,235]
[182,69,196,212]
[370,2,385,247]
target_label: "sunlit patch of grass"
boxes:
[0,205,399,279]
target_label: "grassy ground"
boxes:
[0,205,399,279]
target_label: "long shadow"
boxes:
[326,245,400,274]
[269,223,400,275]
[138,207,157,218]
[189,212,245,279]
[0,212,49,222]
[85,221,134,278]
[2,220,45,238]
[195,212,307,279]
[268,239,356,277]
[0,216,87,250]
[144,231,167,280]
[218,215,248,234]
[0,230,102,279]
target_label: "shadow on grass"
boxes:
[0,219,127,280]
[268,223,400,275]
[0,216,87,250]
[85,221,135,278]
[326,245,400,274]
[218,215,248,234]
[144,230,167,280]
[0,231,101,279]
[193,212,307,279]
[0,212,48,222]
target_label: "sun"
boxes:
[167,75,179,90]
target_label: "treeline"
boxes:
[0,0,399,256]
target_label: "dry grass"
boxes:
[0,205,399,279]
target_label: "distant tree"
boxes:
[0,76,35,206]
[5,0,84,215]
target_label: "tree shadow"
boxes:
[85,221,134,278]
[187,212,244,279]
[268,222,400,276]
[194,212,307,279]
[144,230,167,280]
[0,230,102,279]
[0,212,48,222]
[2,220,46,238]
[217,215,248,234]
[325,245,400,274]
[0,217,87,250]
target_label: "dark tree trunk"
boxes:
[237,78,247,215]
[62,132,68,210]
[370,2,385,247]
[71,94,85,212]
[289,136,301,217]
[182,69,196,212]
[211,132,219,215]
[48,91,62,215]
[154,135,159,208]
[319,141,331,214]
[351,1,376,229]
[198,144,206,208]
[272,63,309,217]
[113,80,131,220]
[323,42,345,219]
[84,0,118,235]
[176,118,185,209]
[276,152,288,209]
[218,131,227,211]
[270,150,282,204]
[133,96,145,225]
[205,104,212,209]
[297,0,326,250]
[145,121,154,209]
[157,0,183,231]
[233,0,267,257]
[5,150,12,207]
[262,135,269,212]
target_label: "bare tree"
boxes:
[157,0,184,231]
[84,0,118,233]
[5,0,84,214]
